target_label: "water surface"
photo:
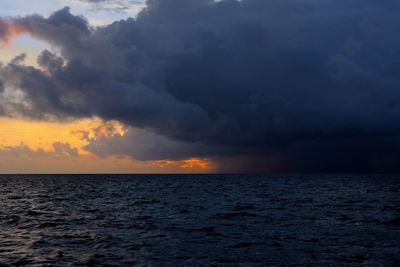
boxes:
[0,174,399,266]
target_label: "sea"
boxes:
[0,174,399,266]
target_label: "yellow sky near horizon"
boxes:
[0,116,214,173]
[0,117,108,153]
[0,152,214,174]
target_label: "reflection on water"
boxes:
[0,174,399,266]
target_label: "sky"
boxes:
[1,0,400,173]
[0,0,211,173]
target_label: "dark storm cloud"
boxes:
[1,0,400,172]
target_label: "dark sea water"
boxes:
[0,174,399,266]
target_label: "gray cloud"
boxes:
[1,0,400,172]
[0,143,79,158]
[83,126,248,161]
[76,0,144,11]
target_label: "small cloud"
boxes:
[52,142,79,157]
[71,119,126,142]
[76,0,145,12]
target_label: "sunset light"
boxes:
[0,1,399,265]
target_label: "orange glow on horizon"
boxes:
[0,117,215,173]
[156,158,214,171]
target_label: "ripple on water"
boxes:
[0,174,399,266]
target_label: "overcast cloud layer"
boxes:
[1,0,400,172]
